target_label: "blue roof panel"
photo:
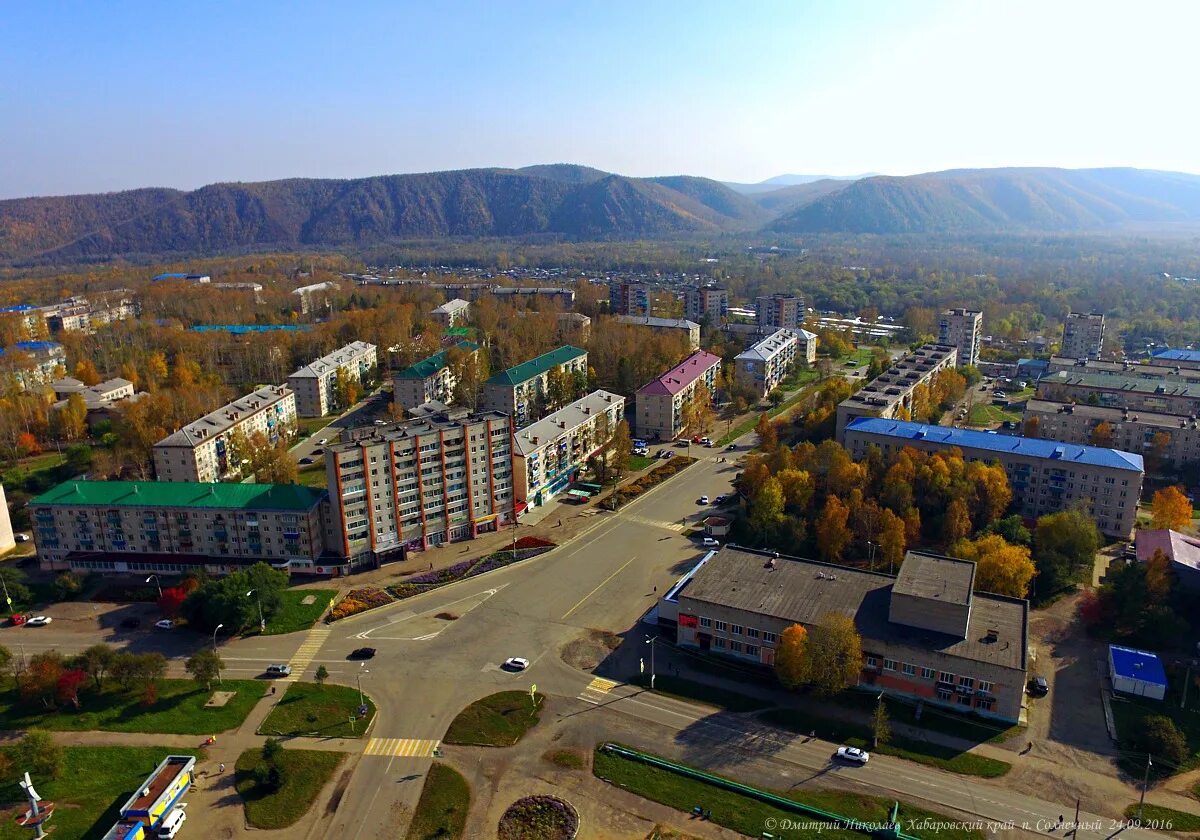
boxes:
[1109,645,1168,686]
[845,417,1145,472]
[1152,348,1200,363]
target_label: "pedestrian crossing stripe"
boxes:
[622,514,686,533]
[364,738,440,758]
[585,676,619,694]
[286,626,332,679]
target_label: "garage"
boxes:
[1108,645,1169,701]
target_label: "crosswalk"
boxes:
[579,676,621,703]
[363,738,441,758]
[286,626,331,681]
[620,514,688,533]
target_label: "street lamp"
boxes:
[212,623,224,685]
[1137,754,1153,823]
[866,541,879,572]
[357,664,369,706]
[644,634,656,690]
[146,575,162,599]
[246,589,265,633]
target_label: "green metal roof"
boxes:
[394,341,480,381]
[31,480,327,512]
[486,345,586,387]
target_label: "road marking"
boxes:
[584,676,619,695]
[560,555,637,620]
[621,514,687,533]
[352,585,507,640]
[285,626,331,681]
[363,738,440,758]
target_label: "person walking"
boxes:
[219,762,225,773]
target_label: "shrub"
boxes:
[1137,715,1188,766]
[328,588,393,621]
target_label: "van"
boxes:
[159,807,187,839]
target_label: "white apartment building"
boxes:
[835,344,958,441]
[431,298,471,327]
[636,350,722,441]
[615,315,701,351]
[287,341,378,416]
[392,342,480,411]
[734,328,815,398]
[153,384,297,483]
[1062,312,1105,360]
[938,308,983,367]
[513,390,625,507]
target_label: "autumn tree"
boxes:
[774,623,810,689]
[1023,416,1041,438]
[544,366,571,412]
[19,652,65,708]
[941,498,972,546]
[878,508,907,573]
[815,495,852,563]
[185,649,223,691]
[607,419,632,479]
[872,699,892,748]
[1151,486,1192,531]
[749,477,785,543]
[682,382,715,436]
[55,669,87,709]
[73,358,102,386]
[1147,431,1171,473]
[775,469,814,514]
[951,534,1036,598]
[448,345,488,411]
[1089,421,1114,448]
[332,367,361,412]
[51,392,88,441]
[15,730,62,780]
[755,414,777,451]
[1034,508,1100,597]
[807,613,864,697]
[77,644,116,690]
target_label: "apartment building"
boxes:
[46,293,139,334]
[513,390,625,507]
[1047,356,1200,384]
[684,286,728,323]
[1061,312,1106,360]
[1150,349,1200,371]
[1036,370,1200,417]
[734,329,816,399]
[755,293,804,331]
[393,342,481,411]
[153,385,297,483]
[482,346,588,428]
[31,481,331,576]
[1024,399,1200,469]
[843,417,1143,537]
[938,308,983,367]
[324,408,515,564]
[431,298,470,328]
[287,341,378,417]
[666,546,1028,723]
[636,350,722,441]
[491,286,575,306]
[292,281,338,315]
[834,343,958,441]
[615,315,701,350]
[556,312,592,343]
[0,341,66,390]
[609,280,651,316]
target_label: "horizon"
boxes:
[4,1,1199,199]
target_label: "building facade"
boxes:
[1061,312,1106,360]
[1046,355,1200,384]
[431,298,470,327]
[835,344,958,442]
[843,417,1143,537]
[608,280,651,316]
[1024,398,1200,469]
[668,546,1028,723]
[0,341,66,389]
[938,308,983,367]
[755,293,804,331]
[615,315,701,350]
[513,390,625,507]
[31,481,331,576]
[684,286,728,324]
[287,341,378,417]
[392,341,481,411]
[1036,370,1200,417]
[482,345,588,428]
[636,350,722,441]
[556,312,592,343]
[1150,348,1200,371]
[324,408,515,563]
[734,329,812,399]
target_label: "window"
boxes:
[977,697,995,712]
[714,620,727,632]
[730,624,743,636]
[713,637,726,649]
[745,645,759,657]
[902,663,916,676]
[936,687,953,701]
[939,671,955,683]
[921,667,935,680]
[698,617,712,628]
[883,658,898,671]
[866,655,879,668]
[746,628,760,639]
[978,680,993,693]
[957,694,972,706]
[762,631,777,644]
[729,641,743,653]
[958,676,975,689]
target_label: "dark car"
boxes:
[348,647,376,660]
[120,617,142,629]
[725,443,738,451]
[1028,675,1049,696]
[299,456,315,465]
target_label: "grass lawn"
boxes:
[261,588,336,635]
[644,675,772,713]
[405,762,471,840]
[967,402,1022,426]
[593,743,984,840]
[0,745,204,840]
[295,416,332,437]
[1123,803,1200,832]
[259,682,376,738]
[297,462,327,487]
[628,455,657,471]
[717,377,821,446]
[0,680,265,734]
[235,745,344,830]
[444,691,544,747]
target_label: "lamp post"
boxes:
[1137,754,1153,823]
[357,664,369,706]
[866,541,879,572]
[0,573,11,612]
[146,574,162,599]
[645,634,656,690]
[212,623,224,685]
[246,589,265,633]
[212,623,224,652]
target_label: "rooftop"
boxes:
[32,481,326,512]
[486,345,586,387]
[1109,645,1168,686]
[514,390,624,456]
[394,341,480,381]
[1027,398,1200,431]
[433,298,470,314]
[331,409,509,450]
[155,384,293,448]
[846,417,1145,472]
[1153,348,1200,363]
[1047,356,1200,381]
[119,755,195,817]
[292,281,338,295]
[678,546,1027,670]
[1136,529,1200,573]
[189,324,313,334]
[1039,369,1200,399]
[735,328,805,362]
[893,551,975,606]
[637,350,722,397]
[288,341,376,379]
[616,315,700,330]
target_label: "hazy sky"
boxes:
[2,0,1196,198]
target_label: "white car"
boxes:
[502,657,529,672]
[158,806,187,839]
[702,537,720,548]
[698,496,709,505]
[317,437,328,446]
[266,664,292,677]
[835,746,870,765]
[25,616,51,627]
[154,619,175,630]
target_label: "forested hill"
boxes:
[767,167,1200,234]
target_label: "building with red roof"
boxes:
[635,350,722,441]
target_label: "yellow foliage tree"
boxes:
[951,533,1036,598]
[1151,486,1192,531]
[815,495,852,563]
[73,358,101,386]
[774,623,810,689]
[942,498,972,546]
[878,508,907,573]
[807,613,864,697]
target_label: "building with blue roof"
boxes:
[189,324,312,334]
[843,417,1143,538]
[1108,645,1168,700]
[1151,348,1200,371]
[0,304,36,314]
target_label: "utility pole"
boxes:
[645,635,656,689]
[1137,754,1153,823]
[867,541,878,571]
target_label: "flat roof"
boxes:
[735,328,803,362]
[1039,369,1200,398]
[394,341,480,381]
[679,546,1027,670]
[1136,528,1200,573]
[32,480,326,512]
[120,755,195,817]
[330,409,508,451]
[1109,645,1168,686]
[893,551,974,606]
[514,390,624,456]
[486,345,586,387]
[433,298,470,313]
[845,417,1145,472]
[1027,399,1200,431]
[288,341,376,379]
[1153,348,1200,363]
[155,384,292,448]
[616,315,700,330]
[637,350,722,397]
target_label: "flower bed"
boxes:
[515,535,555,550]
[497,795,579,840]
[327,587,394,621]
[603,457,695,510]
[388,543,556,601]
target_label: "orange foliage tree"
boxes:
[1151,486,1192,531]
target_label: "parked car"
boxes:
[8,614,26,626]
[702,537,720,548]
[158,807,187,840]
[1028,675,1049,696]
[299,456,314,465]
[317,437,328,446]
[266,663,292,677]
[691,435,702,444]
[155,619,175,630]
[835,746,870,765]
[348,647,376,660]
[698,496,709,505]
[714,495,726,504]
[676,441,689,448]
[655,449,666,458]
[502,657,529,672]
[13,533,30,543]
[120,617,142,629]
[26,616,52,627]
[664,451,675,459]
[701,437,713,447]
[725,443,738,451]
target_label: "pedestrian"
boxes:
[429,561,433,571]
[271,686,276,695]
[219,762,225,773]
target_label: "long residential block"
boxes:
[392,341,480,411]
[1037,369,1200,417]
[1024,399,1200,469]
[615,315,701,350]
[513,390,625,507]
[834,343,958,441]
[482,345,588,428]
[843,417,1143,537]
[734,328,816,399]
[636,350,722,441]
[287,341,377,417]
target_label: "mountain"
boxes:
[0,168,761,262]
[724,173,874,195]
[768,168,1200,234]
[745,179,855,214]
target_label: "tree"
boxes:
[1023,416,1041,438]
[185,649,223,691]
[815,495,852,563]
[448,345,488,411]
[1034,508,1100,597]
[53,572,82,601]
[180,562,288,632]
[755,414,777,451]
[749,477,785,544]
[951,534,1036,598]
[55,669,87,709]
[18,652,65,708]
[73,358,102,386]
[807,613,864,697]
[240,430,298,485]
[1089,421,1114,448]
[544,366,571,412]
[1148,431,1171,473]
[1151,486,1192,531]
[15,730,62,780]
[78,644,116,690]
[607,420,632,479]
[775,469,814,514]
[941,498,972,546]
[1138,715,1188,766]
[774,624,810,689]
[872,699,892,748]
[983,514,1031,546]
[262,737,283,763]
[0,645,12,687]
[332,366,361,411]
[51,392,88,441]
[315,665,329,686]
[878,508,907,573]
[768,388,784,408]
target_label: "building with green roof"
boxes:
[482,346,588,427]
[30,480,345,577]
[393,341,480,410]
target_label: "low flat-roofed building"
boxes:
[392,341,480,410]
[635,349,722,441]
[1047,356,1200,384]
[843,417,1143,537]
[287,341,377,417]
[1151,348,1200,371]
[615,315,701,350]
[670,545,1028,722]
[1135,529,1200,592]
[116,754,195,833]
[1024,398,1200,469]
[513,390,625,507]
[1108,645,1167,700]
[835,343,958,441]
[1037,369,1200,417]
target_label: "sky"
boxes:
[2,0,1197,198]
